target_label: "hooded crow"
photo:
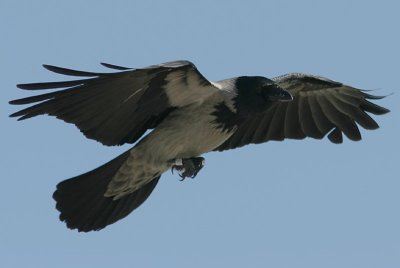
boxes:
[9,60,390,232]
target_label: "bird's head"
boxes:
[234,76,293,115]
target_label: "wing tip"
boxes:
[16,83,34,90]
[42,64,68,74]
[100,62,132,70]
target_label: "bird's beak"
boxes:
[278,89,293,102]
[268,87,293,102]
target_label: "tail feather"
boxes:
[53,150,160,232]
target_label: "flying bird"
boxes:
[9,60,389,232]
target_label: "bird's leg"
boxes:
[171,157,205,180]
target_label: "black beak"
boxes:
[268,85,293,102]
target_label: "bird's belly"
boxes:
[107,105,234,197]
[135,105,234,163]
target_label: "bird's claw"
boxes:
[171,157,205,180]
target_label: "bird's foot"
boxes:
[171,157,205,180]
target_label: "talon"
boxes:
[171,157,205,180]
[178,174,186,181]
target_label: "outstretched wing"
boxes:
[10,60,218,146]
[215,73,389,151]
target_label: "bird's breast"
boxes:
[136,102,236,162]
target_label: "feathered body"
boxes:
[9,61,389,232]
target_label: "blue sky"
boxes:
[1,1,399,267]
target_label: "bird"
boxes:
[9,60,389,232]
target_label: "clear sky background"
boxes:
[1,1,399,267]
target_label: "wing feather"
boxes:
[317,94,361,141]
[215,73,389,151]
[284,96,305,139]
[266,103,288,141]
[10,60,217,146]
[332,94,379,129]
[253,105,279,143]
[298,93,324,138]
[307,93,335,134]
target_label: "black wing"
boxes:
[215,73,390,151]
[10,60,218,146]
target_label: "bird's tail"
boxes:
[53,149,160,232]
